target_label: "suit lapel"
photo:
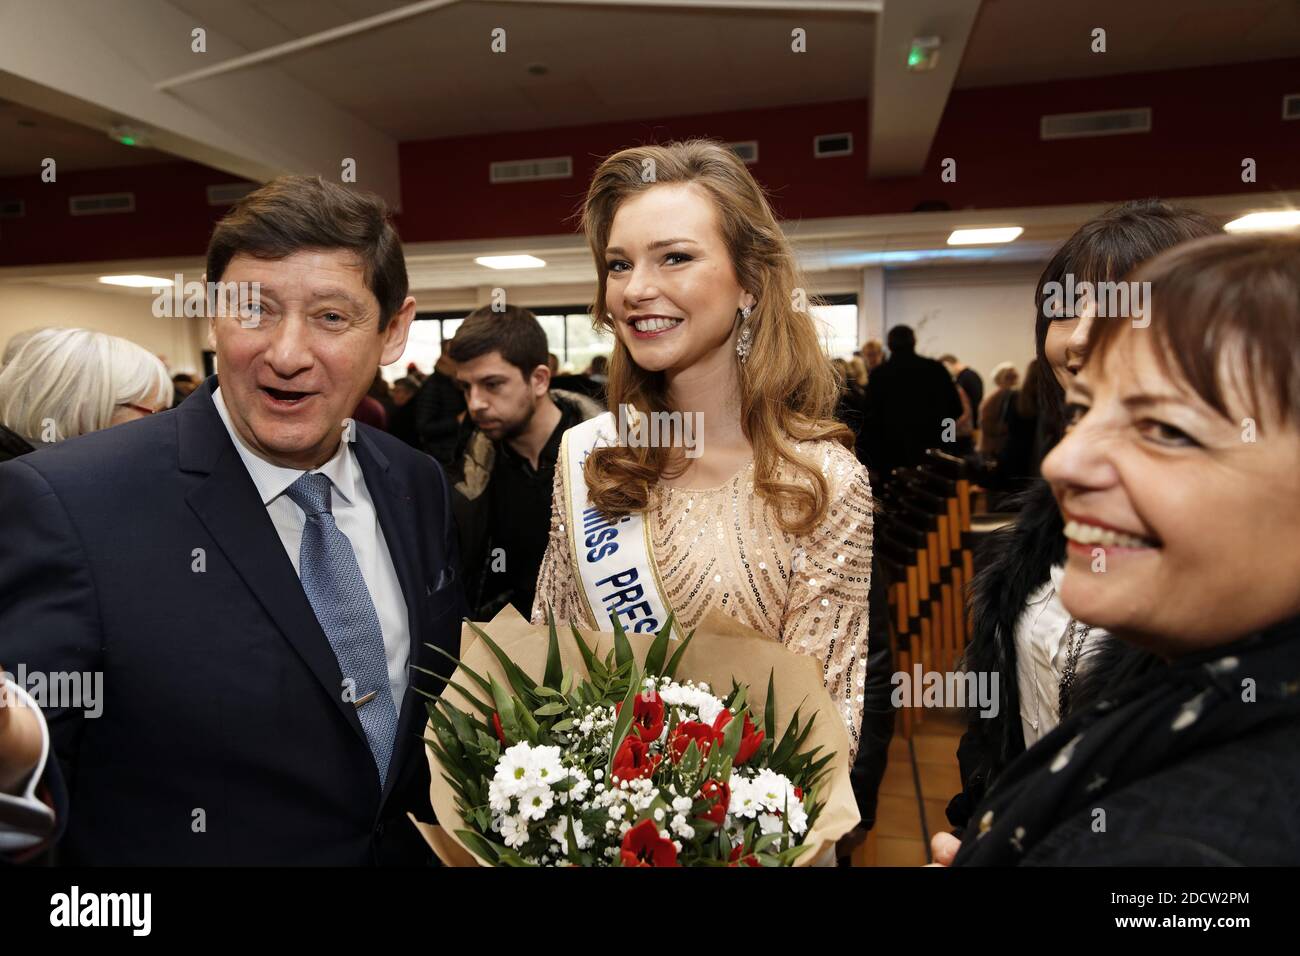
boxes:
[180,381,369,749]
[353,431,429,808]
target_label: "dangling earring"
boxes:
[736,305,754,364]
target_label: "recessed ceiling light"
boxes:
[98,275,174,288]
[1224,210,1300,233]
[947,226,1023,245]
[474,255,546,270]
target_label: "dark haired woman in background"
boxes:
[944,200,1220,835]
[952,232,1300,864]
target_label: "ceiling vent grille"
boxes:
[814,132,853,157]
[728,141,759,164]
[1041,108,1151,140]
[69,192,135,216]
[206,182,257,205]
[490,156,573,183]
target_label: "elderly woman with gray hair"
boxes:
[0,327,171,463]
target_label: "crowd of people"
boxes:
[0,142,1296,867]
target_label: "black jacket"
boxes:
[413,370,466,467]
[447,390,602,620]
[861,351,964,478]
[0,378,465,864]
[946,480,1160,832]
[955,616,1300,865]
[0,423,33,464]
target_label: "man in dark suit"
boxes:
[0,176,464,864]
[860,324,964,481]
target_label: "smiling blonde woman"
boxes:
[532,140,873,755]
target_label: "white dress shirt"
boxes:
[1013,562,1110,747]
[213,388,410,714]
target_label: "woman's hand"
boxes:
[0,668,44,794]
[926,831,962,867]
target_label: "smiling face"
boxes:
[1043,297,1097,393]
[603,183,755,377]
[1042,331,1300,655]
[211,249,414,469]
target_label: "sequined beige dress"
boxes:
[531,439,873,756]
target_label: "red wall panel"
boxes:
[1,57,1295,267]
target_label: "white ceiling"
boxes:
[165,0,876,140]
[0,99,173,177]
[956,0,1300,88]
[4,0,1295,181]
[157,0,1300,140]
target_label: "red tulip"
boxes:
[611,734,660,782]
[697,779,730,826]
[712,709,765,765]
[669,721,720,763]
[728,843,760,867]
[491,712,506,745]
[620,819,679,867]
[615,691,666,742]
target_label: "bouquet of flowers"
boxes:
[411,605,859,867]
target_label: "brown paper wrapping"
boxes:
[414,604,860,866]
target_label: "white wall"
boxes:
[0,283,207,374]
[884,264,1041,385]
[0,263,1047,388]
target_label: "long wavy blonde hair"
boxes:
[580,139,851,535]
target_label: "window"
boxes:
[383,296,854,382]
[382,318,443,382]
[810,301,859,359]
[533,313,567,367]
[562,313,614,373]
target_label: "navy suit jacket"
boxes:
[0,377,465,864]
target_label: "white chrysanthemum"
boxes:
[694,696,725,727]
[728,777,759,818]
[729,769,808,836]
[658,681,726,727]
[751,768,795,808]
[549,817,592,855]
[493,742,536,797]
[518,785,555,822]
[500,814,528,849]
[529,744,565,785]
[487,780,513,813]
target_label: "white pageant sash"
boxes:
[559,413,680,639]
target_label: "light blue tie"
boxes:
[285,471,398,787]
